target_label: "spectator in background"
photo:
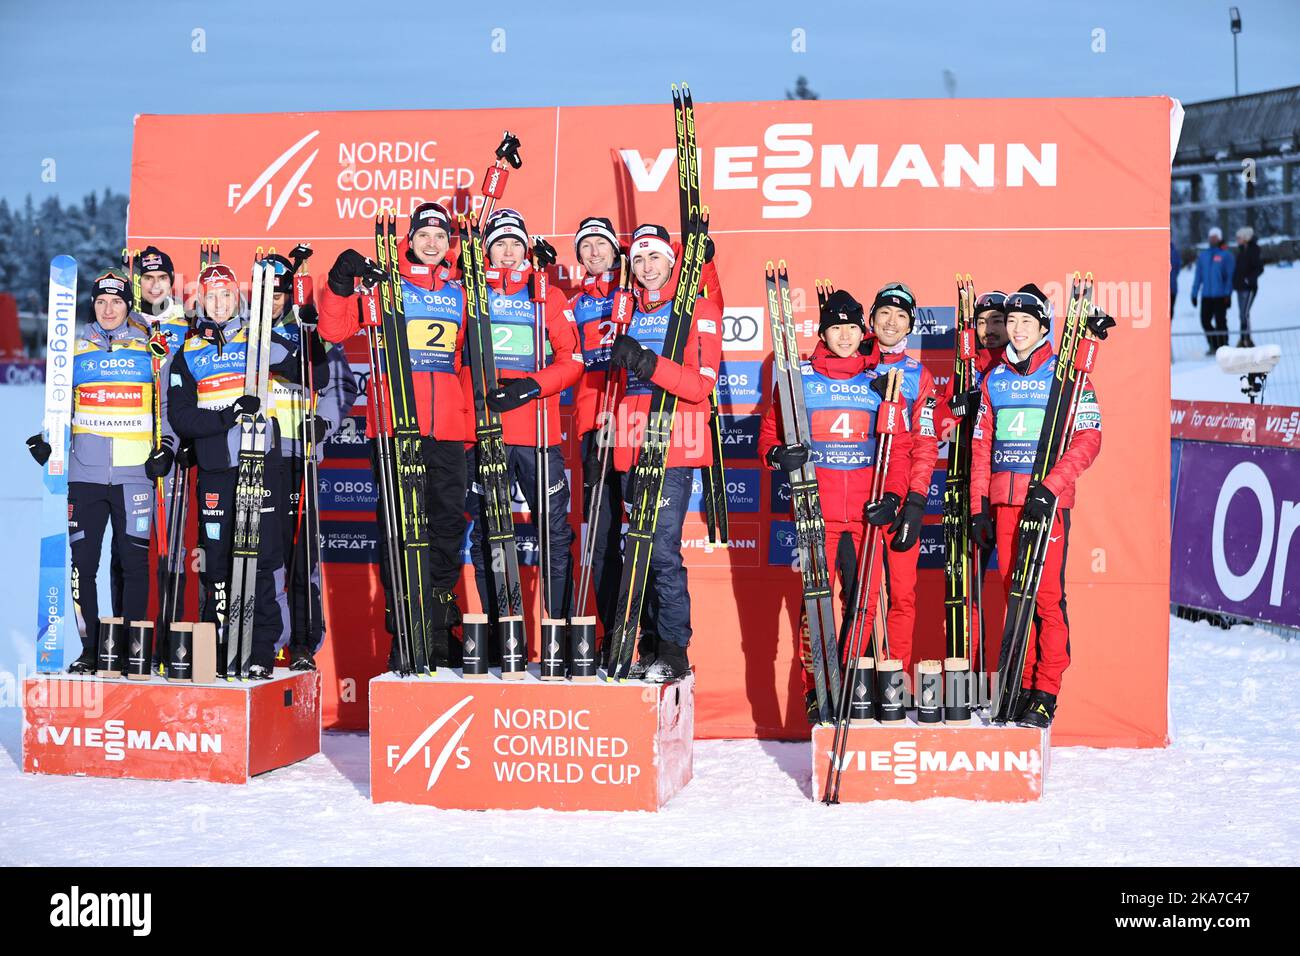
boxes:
[1232,226,1263,349]
[1191,226,1234,354]
[1170,239,1179,321]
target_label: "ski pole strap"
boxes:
[495,131,522,167]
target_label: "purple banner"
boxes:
[1171,441,1300,628]
[0,360,44,386]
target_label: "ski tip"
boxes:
[50,254,77,279]
[765,259,775,272]
[777,258,787,270]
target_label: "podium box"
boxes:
[812,714,1048,803]
[22,670,321,785]
[370,668,694,811]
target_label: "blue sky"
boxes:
[4,0,1298,205]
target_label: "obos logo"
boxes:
[717,360,762,405]
[228,130,319,229]
[721,308,764,353]
[769,520,798,566]
[385,695,475,791]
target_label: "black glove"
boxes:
[971,497,995,551]
[221,394,261,426]
[764,443,810,472]
[948,388,980,420]
[175,441,196,469]
[888,491,927,552]
[308,416,329,445]
[857,337,876,357]
[308,330,329,366]
[610,334,657,380]
[26,433,51,466]
[145,441,175,479]
[1190,295,1198,308]
[296,302,319,328]
[583,442,606,488]
[327,249,385,297]
[1021,483,1058,524]
[865,492,901,527]
[869,373,892,399]
[486,377,541,413]
[704,237,716,264]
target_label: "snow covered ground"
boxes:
[1,615,1296,867]
[1171,260,1299,406]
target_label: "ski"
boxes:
[460,213,525,626]
[767,260,841,723]
[824,369,905,804]
[991,274,1115,721]
[289,245,324,653]
[942,274,983,711]
[224,260,275,679]
[374,213,434,675]
[679,84,729,548]
[35,255,78,673]
[605,83,710,680]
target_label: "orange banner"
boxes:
[129,95,1174,747]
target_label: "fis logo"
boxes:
[228,130,319,228]
[385,694,475,790]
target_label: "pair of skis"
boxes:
[824,369,906,804]
[766,262,841,723]
[289,247,324,653]
[224,260,276,679]
[673,84,728,549]
[991,273,1114,721]
[360,214,437,675]
[942,274,986,707]
[35,256,79,672]
[604,83,712,680]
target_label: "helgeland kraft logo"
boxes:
[828,740,1039,785]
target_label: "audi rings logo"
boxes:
[721,308,765,353]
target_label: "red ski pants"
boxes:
[995,504,1072,695]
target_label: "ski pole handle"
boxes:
[482,164,510,199]
[293,272,313,309]
[358,285,383,328]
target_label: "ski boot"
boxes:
[289,646,317,672]
[804,689,821,725]
[626,633,659,680]
[67,647,97,675]
[643,641,689,684]
[1017,690,1057,728]
[246,664,274,681]
[1237,335,1256,348]
[1009,686,1033,722]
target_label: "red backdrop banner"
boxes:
[128,95,1174,747]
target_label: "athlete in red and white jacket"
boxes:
[604,224,723,683]
[315,201,469,666]
[461,208,583,624]
[758,289,913,717]
[862,283,938,676]
[969,283,1103,728]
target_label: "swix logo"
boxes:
[228,130,319,228]
[38,719,223,761]
[829,740,1038,785]
[385,694,475,790]
[619,126,1057,219]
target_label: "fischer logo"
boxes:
[37,719,223,762]
[619,125,1057,219]
[828,740,1038,785]
[228,130,319,228]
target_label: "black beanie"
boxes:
[408,201,454,242]
[574,216,620,258]
[819,289,866,335]
[265,254,295,296]
[92,270,132,309]
[870,282,916,330]
[1005,283,1052,329]
[138,245,174,281]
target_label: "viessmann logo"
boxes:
[38,719,223,761]
[828,740,1039,785]
[228,130,320,228]
[619,124,1057,219]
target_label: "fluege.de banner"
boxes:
[129,96,1174,747]
[1171,441,1300,628]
